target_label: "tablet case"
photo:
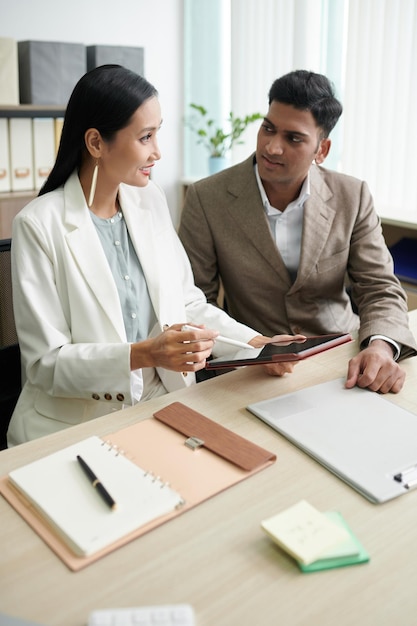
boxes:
[206,333,352,369]
[0,402,276,571]
[247,378,417,504]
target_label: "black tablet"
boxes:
[206,333,352,369]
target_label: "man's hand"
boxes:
[262,362,298,377]
[249,333,306,377]
[345,339,405,393]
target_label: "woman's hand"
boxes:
[248,333,307,377]
[248,333,306,348]
[130,323,218,372]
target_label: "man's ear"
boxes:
[84,128,102,158]
[315,138,331,164]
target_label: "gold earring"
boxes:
[88,160,99,207]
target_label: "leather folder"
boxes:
[0,402,275,571]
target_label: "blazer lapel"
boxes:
[119,184,169,326]
[293,165,336,291]
[226,155,292,286]
[63,173,126,340]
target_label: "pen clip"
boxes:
[393,463,417,489]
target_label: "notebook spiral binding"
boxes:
[101,439,185,505]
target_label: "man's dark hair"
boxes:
[268,70,343,137]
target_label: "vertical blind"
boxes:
[229,0,417,223]
[341,0,417,221]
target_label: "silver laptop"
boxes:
[247,378,417,503]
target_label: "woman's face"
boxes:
[100,96,162,188]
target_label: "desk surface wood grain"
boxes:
[1,311,416,626]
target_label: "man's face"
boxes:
[256,101,330,189]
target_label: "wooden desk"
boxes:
[1,311,417,626]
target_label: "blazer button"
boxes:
[92,393,100,401]
[104,393,112,401]
[116,393,125,402]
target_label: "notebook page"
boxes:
[9,436,184,556]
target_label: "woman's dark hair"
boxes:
[268,70,343,137]
[39,64,158,195]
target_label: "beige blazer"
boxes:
[8,173,259,444]
[179,155,417,358]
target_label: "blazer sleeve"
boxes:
[346,180,417,359]
[179,183,222,307]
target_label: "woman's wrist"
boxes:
[130,339,155,370]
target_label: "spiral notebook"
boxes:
[0,402,276,570]
[8,436,184,557]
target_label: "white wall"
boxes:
[1,0,184,224]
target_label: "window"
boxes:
[185,0,417,224]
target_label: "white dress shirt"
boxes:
[254,164,400,359]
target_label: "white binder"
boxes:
[247,378,417,503]
[32,118,55,189]
[0,119,11,192]
[54,117,64,154]
[9,118,34,191]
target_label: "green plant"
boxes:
[187,103,263,158]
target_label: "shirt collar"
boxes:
[254,163,310,215]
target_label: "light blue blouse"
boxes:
[90,209,157,342]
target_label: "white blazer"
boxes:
[8,172,258,444]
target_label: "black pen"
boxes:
[76,454,117,510]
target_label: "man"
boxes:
[179,70,417,394]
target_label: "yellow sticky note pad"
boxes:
[261,500,350,565]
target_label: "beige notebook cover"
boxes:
[0,402,276,571]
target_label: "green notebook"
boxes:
[298,511,370,573]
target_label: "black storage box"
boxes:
[18,40,86,105]
[87,45,144,75]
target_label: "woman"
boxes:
[8,65,301,446]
